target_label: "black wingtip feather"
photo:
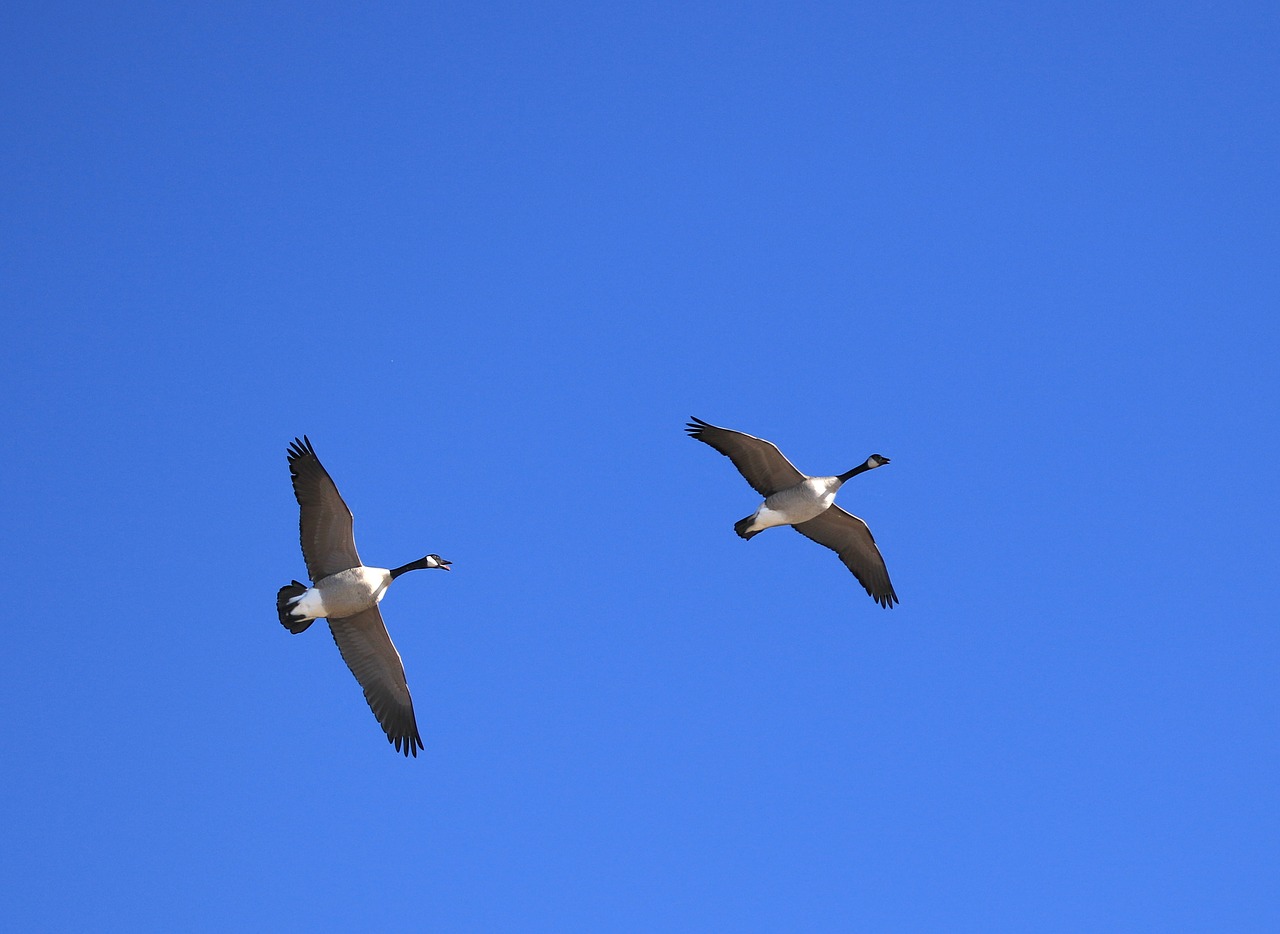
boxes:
[873,591,899,609]
[287,435,319,465]
[391,733,423,758]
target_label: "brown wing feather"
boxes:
[792,506,899,608]
[287,436,362,581]
[685,417,807,496]
[327,606,424,757]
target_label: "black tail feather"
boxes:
[276,581,314,634]
[734,516,762,540]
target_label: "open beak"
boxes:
[440,561,452,571]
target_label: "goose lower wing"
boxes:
[685,417,806,496]
[327,606,424,756]
[793,506,898,608]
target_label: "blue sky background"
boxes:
[2,1,1277,930]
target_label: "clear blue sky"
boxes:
[2,2,1276,930]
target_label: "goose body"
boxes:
[741,476,845,534]
[685,417,898,607]
[287,566,394,620]
[277,436,451,756]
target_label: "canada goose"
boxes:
[276,436,451,756]
[685,417,898,607]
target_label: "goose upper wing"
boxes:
[685,416,807,496]
[327,606,424,757]
[792,506,899,608]
[287,436,362,581]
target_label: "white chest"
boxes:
[805,477,840,511]
[351,566,393,603]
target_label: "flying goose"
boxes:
[276,436,451,756]
[685,417,898,607]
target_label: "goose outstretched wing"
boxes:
[793,506,898,608]
[327,606,424,757]
[287,436,362,581]
[685,417,806,496]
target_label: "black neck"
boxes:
[836,462,871,483]
[390,558,431,579]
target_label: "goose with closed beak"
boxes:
[276,436,451,756]
[685,417,898,607]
